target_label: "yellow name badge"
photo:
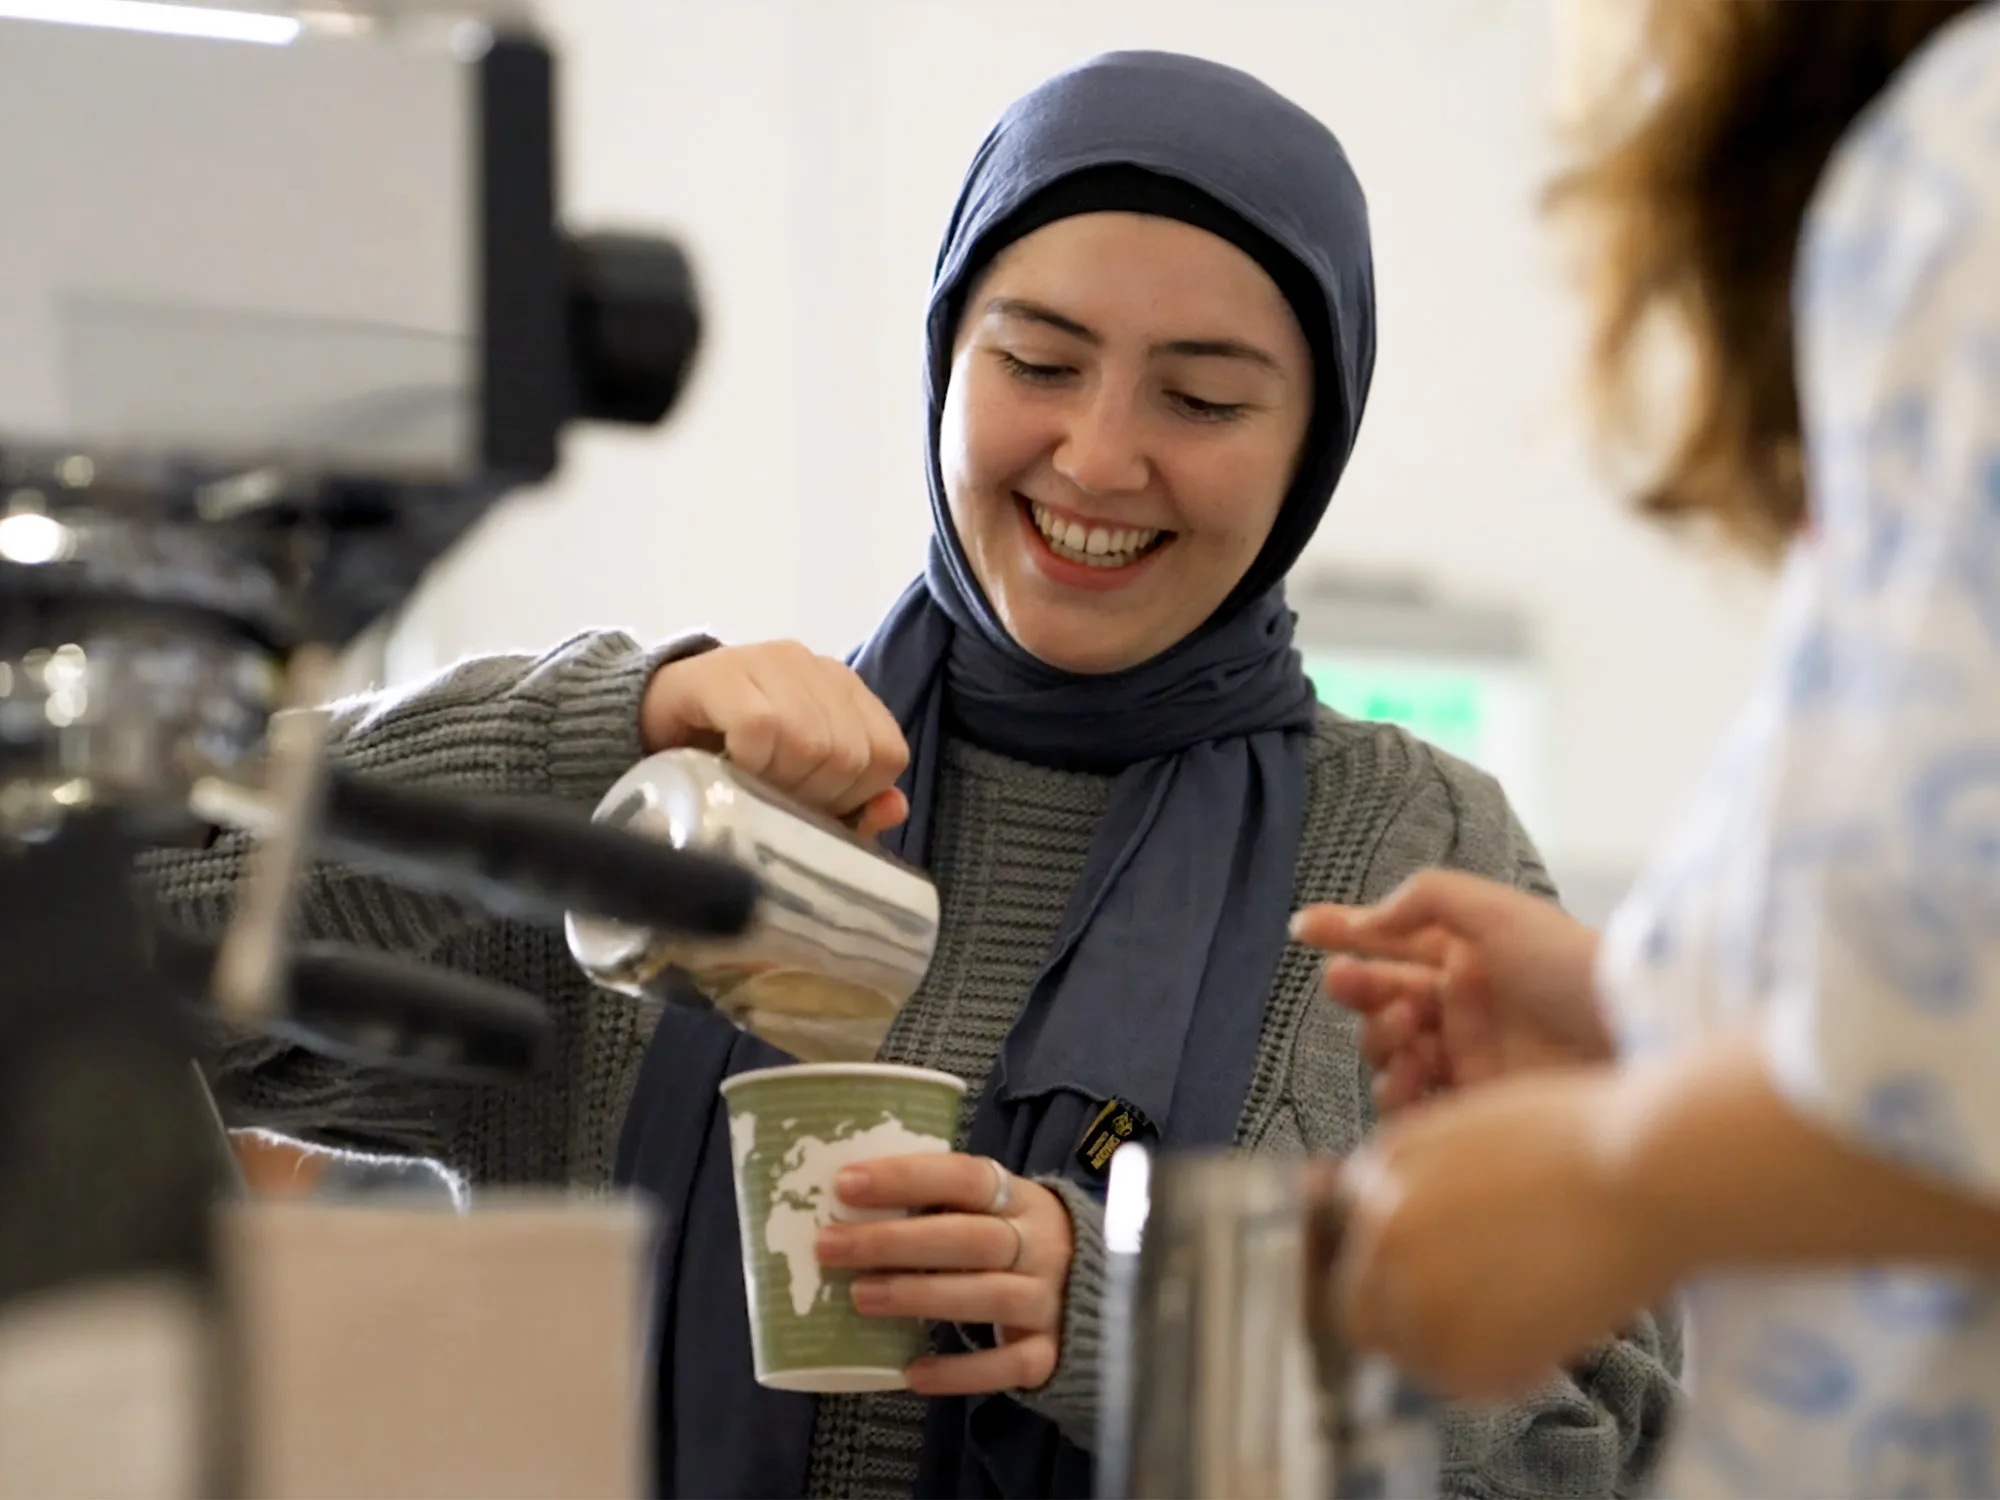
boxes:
[1075,1097,1155,1178]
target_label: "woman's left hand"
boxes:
[817,1152,1074,1396]
[1333,1066,1678,1400]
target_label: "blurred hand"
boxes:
[1291,871,1613,1115]
[231,1129,331,1197]
[641,640,910,838]
[816,1152,1074,1395]
[1333,1066,1672,1399]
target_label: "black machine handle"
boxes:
[318,767,761,935]
[154,922,554,1081]
[168,766,760,1079]
[275,941,554,1079]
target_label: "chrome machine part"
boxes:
[208,645,338,1025]
[0,0,704,644]
[0,486,291,837]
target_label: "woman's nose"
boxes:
[1052,388,1149,496]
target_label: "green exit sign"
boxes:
[1296,645,1551,850]
[1305,660,1486,763]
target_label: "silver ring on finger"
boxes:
[983,1156,1014,1215]
[1001,1214,1026,1273]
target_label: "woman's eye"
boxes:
[1171,392,1249,423]
[996,350,1073,384]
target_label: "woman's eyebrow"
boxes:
[987,297,1097,342]
[1155,336,1280,371]
[985,298,1281,371]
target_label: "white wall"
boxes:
[389,0,1777,903]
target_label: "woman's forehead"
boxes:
[973,214,1303,350]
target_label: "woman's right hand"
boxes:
[640,641,911,838]
[1290,872,1614,1115]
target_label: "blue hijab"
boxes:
[615,50,1374,1499]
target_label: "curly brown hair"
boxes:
[1548,0,1982,561]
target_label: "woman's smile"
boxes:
[1015,493,1175,592]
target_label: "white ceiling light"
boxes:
[0,0,301,46]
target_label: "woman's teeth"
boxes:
[1030,502,1162,568]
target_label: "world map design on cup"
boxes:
[720,1061,966,1393]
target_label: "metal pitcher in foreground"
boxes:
[566,750,939,1062]
[1098,1145,1437,1500]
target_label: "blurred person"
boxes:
[148,51,1676,1500]
[1294,3,2000,1496]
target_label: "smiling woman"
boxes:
[942,211,1313,673]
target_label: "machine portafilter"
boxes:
[0,5,746,1494]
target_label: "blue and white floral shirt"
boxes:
[1597,7,2000,1497]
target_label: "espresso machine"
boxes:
[0,3,759,1493]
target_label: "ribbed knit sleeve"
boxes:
[138,629,712,1188]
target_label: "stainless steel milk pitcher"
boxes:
[1098,1145,1437,1500]
[565,749,940,1061]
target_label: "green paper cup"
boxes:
[720,1061,967,1393]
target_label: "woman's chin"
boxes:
[982,561,1185,674]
